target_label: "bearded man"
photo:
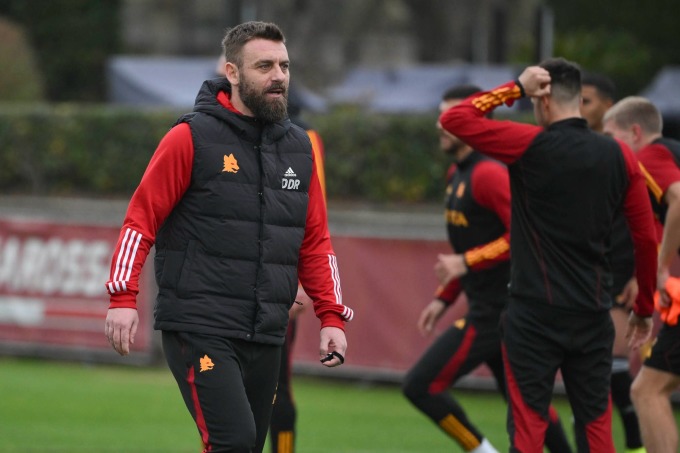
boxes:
[104,21,353,453]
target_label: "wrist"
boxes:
[658,262,671,274]
[632,305,654,318]
[460,254,470,274]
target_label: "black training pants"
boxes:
[270,318,297,453]
[162,331,282,453]
[402,314,505,450]
[502,302,615,453]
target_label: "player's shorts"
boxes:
[644,322,680,375]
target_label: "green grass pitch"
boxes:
[1,357,678,452]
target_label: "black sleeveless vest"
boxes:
[445,152,510,315]
[153,79,313,345]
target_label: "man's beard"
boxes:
[239,77,288,123]
[443,141,466,162]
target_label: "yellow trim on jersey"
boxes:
[445,209,470,227]
[638,162,664,203]
[307,130,327,203]
[472,85,522,112]
[464,237,510,267]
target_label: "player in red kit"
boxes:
[604,96,680,453]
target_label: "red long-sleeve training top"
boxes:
[106,91,353,329]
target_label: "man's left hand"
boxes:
[319,326,347,367]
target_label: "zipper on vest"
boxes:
[254,144,264,305]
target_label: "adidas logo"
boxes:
[282,166,300,190]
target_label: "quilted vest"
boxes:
[153,79,313,345]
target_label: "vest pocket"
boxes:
[156,249,185,290]
[156,240,197,294]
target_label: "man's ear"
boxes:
[225,62,239,86]
[541,95,551,115]
[631,123,643,144]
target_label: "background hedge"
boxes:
[0,104,179,197]
[309,107,447,203]
[0,104,493,203]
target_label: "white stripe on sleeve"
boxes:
[109,228,143,294]
[112,228,132,283]
[328,254,342,305]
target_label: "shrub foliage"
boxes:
[0,104,453,202]
[0,105,179,196]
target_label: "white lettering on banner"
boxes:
[0,236,112,297]
[0,297,45,326]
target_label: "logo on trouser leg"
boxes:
[199,354,214,372]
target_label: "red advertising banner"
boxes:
[0,200,666,383]
[0,218,155,363]
[292,234,670,384]
[292,235,473,381]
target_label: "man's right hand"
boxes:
[626,312,653,350]
[105,307,139,356]
[518,66,551,98]
[616,277,639,310]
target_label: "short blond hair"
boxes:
[604,96,663,135]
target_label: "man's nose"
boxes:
[272,64,286,81]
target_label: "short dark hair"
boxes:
[221,21,285,69]
[442,85,481,101]
[581,72,616,101]
[539,57,581,103]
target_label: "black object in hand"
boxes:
[320,351,345,364]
